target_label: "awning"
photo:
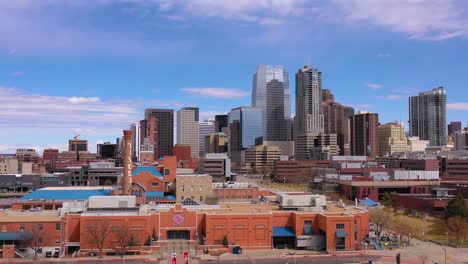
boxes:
[0,232,33,241]
[336,230,346,238]
[273,227,295,237]
[359,198,379,207]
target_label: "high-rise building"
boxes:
[350,111,379,157]
[409,87,447,146]
[378,122,409,157]
[215,115,228,133]
[295,133,339,160]
[295,65,324,137]
[177,107,200,158]
[205,132,228,154]
[97,142,117,159]
[322,89,354,155]
[68,139,87,152]
[448,121,462,137]
[144,109,174,158]
[252,65,291,141]
[199,120,214,157]
[228,106,263,151]
[130,122,141,161]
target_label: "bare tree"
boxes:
[86,221,111,258]
[112,223,137,257]
[23,224,47,260]
[369,208,391,236]
[447,216,467,245]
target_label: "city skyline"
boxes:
[1,1,468,153]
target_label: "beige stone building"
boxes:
[0,159,18,174]
[175,174,213,204]
[244,145,282,170]
[378,122,409,157]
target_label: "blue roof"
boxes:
[132,166,162,177]
[360,198,379,207]
[19,189,111,201]
[273,227,295,237]
[146,191,164,198]
[0,232,33,241]
[336,230,347,238]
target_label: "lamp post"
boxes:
[443,248,447,264]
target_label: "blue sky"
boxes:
[1,0,468,153]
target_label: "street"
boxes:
[200,256,382,264]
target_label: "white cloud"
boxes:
[367,83,383,90]
[372,94,405,100]
[182,87,249,99]
[8,48,17,55]
[0,86,141,137]
[448,103,468,111]
[331,0,468,41]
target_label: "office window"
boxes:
[152,182,159,187]
[55,238,60,244]
[336,224,345,229]
[56,223,61,231]
[165,169,170,175]
[38,224,43,231]
[20,224,25,231]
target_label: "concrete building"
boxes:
[58,151,97,163]
[198,120,214,157]
[66,161,123,186]
[295,133,339,160]
[177,107,200,158]
[144,109,174,158]
[245,145,282,170]
[263,141,294,158]
[0,159,18,174]
[175,174,213,203]
[322,89,354,155]
[295,65,323,137]
[407,136,429,152]
[200,153,231,182]
[409,87,447,146]
[173,144,192,162]
[252,65,291,141]
[16,148,39,163]
[455,128,468,150]
[350,111,379,157]
[378,122,409,157]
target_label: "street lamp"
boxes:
[443,248,447,264]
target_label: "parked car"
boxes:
[53,248,60,258]
[45,251,53,258]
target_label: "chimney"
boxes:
[123,130,133,195]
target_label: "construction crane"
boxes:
[74,134,80,162]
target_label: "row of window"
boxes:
[18,223,61,231]
[181,185,204,191]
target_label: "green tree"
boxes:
[380,192,393,207]
[446,194,468,219]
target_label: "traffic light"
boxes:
[396,253,401,264]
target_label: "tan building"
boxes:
[205,132,228,153]
[0,159,18,174]
[58,151,97,162]
[408,136,429,152]
[175,174,213,204]
[378,122,409,157]
[245,145,282,170]
[295,133,339,160]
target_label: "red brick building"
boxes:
[173,145,192,162]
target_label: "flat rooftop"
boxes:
[340,180,440,187]
[0,210,60,222]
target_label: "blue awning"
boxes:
[146,191,164,198]
[273,227,295,237]
[359,198,379,207]
[336,230,346,238]
[0,232,33,241]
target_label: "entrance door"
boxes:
[167,230,190,240]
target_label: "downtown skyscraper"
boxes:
[295,65,324,136]
[144,109,174,158]
[177,107,200,158]
[252,65,291,141]
[409,87,447,146]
